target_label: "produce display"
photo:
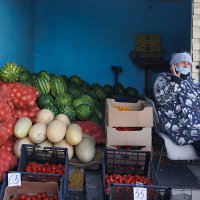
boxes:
[0,61,142,197]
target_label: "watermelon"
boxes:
[90,115,102,125]
[75,104,93,120]
[55,93,73,108]
[88,89,98,99]
[45,104,59,116]
[37,94,55,109]
[81,80,90,87]
[19,71,31,82]
[92,83,106,101]
[61,75,69,84]
[93,105,103,120]
[21,79,33,86]
[58,106,76,121]
[17,65,27,71]
[116,83,126,96]
[67,87,82,99]
[103,84,113,97]
[31,73,38,81]
[0,62,25,82]
[126,87,138,97]
[69,75,82,87]
[39,71,51,81]
[50,76,67,97]
[81,84,90,94]
[73,95,96,109]
[33,76,51,95]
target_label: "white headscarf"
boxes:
[170,52,192,65]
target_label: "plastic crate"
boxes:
[109,183,171,200]
[0,171,62,200]
[102,149,158,198]
[18,144,69,200]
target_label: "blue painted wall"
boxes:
[34,0,191,93]
[0,0,191,93]
[0,0,34,71]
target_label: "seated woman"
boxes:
[153,51,200,157]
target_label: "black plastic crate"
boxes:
[102,149,158,198]
[109,183,171,200]
[18,144,69,200]
[0,171,62,200]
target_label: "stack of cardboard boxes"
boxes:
[105,98,153,151]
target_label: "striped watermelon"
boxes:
[61,75,69,84]
[19,71,31,82]
[93,105,103,120]
[37,94,55,109]
[81,84,91,94]
[50,76,67,97]
[103,84,113,97]
[90,115,102,125]
[33,76,51,95]
[45,104,59,115]
[88,89,98,99]
[58,105,77,121]
[116,83,125,96]
[126,87,138,97]
[67,87,82,99]
[73,94,96,109]
[0,62,25,82]
[75,104,93,120]
[31,73,38,81]
[55,93,73,108]
[21,79,33,85]
[69,75,82,87]
[39,71,51,81]
[92,83,106,101]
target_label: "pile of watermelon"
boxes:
[0,62,138,124]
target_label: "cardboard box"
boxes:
[106,126,152,146]
[106,145,152,152]
[105,99,153,127]
[3,181,59,200]
[136,34,161,52]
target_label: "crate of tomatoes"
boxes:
[0,171,62,200]
[109,183,171,200]
[18,144,69,200]
[102,148,171,200]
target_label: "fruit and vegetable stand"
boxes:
[0,63,171,199]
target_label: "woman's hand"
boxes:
[170,64,180,77]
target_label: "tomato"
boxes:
[18,194,26,200]
[36,193,42,199]
[41,192,47,198]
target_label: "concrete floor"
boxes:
[68,161,200,200]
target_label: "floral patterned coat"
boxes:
[153,72,200,145]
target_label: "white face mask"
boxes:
[176,66,191,75]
